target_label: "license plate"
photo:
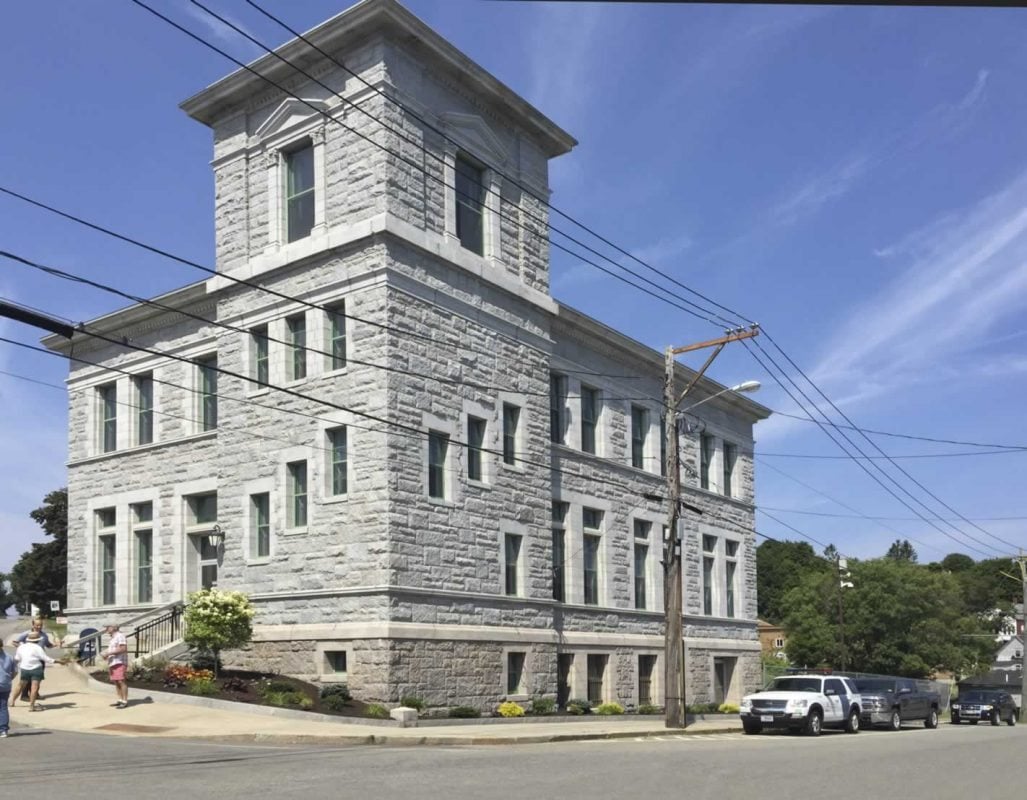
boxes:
[760,715,773,723]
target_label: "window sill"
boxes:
[247,558,272,566]
[427,496,458,509]
[284,377,311,388]
[321,494,350,506]
[322,366,349,378]
[465,479,492,491]
[282,526,309,536]
[500,461,524,473]
[320,674,349,683]
[247,386,271,398]
[505,693,529,702]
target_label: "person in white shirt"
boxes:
[12,633,56,712]
[102,624,129,708]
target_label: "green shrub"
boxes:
[530,697,556,716]
[718,703,740,714]
[399,695,426,712]
[297,696,314,710]
[366,703,389,719]
[637,703,661,715]
[595,702,625,715]
[263,679,296,694]
[498,701,525,718]
[186,677,219,697]
[127,656,169,683]
[190,652,223,674]
[566,699,591,715]
[448,706,481,718]
[687,702,720,715]
[323,694,350,712]
[320,684,352,701]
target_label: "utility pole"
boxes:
[662,326,759,729]
[836,557,853,672]
[1014,554,1027,716]
[0,299,75,338]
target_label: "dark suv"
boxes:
[951,690,1018,726]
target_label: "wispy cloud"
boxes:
[180,1,264,60]
[766,154,872,228]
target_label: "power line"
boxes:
[757,448,1027,460]
[758,329,1021,552]
[759,505,1027,524]
[764,406,1027,451]
[743,342,1001,558]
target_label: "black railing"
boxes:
[128,604,184,658]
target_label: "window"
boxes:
[638,655,657,705]
[504,533,522,596]
[631,405,648,469]
[502,403,519,465]
[634,543,649,610]
[197,355,218,431]
[583,508,603,606]
[467,416,486,481]
[455,154,485,254]
[549,373,567,444]
[287,314,307,381]
[252,492,271,558]
[551,501,567,602]
[326,302,347,371]
[507,651,526,695]
[188,493,218,526]
[285,143,315,242]
[633,520,651,611]
[703,534,716,616]
[134,374,153,446]
[328,427,348,496]
[774,637,784,649]
[428,431,448,499]
[700,434,714,490]
[580,386,599,454]
[98,382,117,453]
[251,325,269,387]
[97,507,116,606]
[325,651,347,675]
[587,654,607,704]
[287,461,308,528]
[725,539,739,619]
[723,442,738,498]
[133,502,153,604]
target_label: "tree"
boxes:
[940,553,975,573]
[8,488,68,615]
[183,588,256,676]
[885,539,918,563]
[783,557,994,677]
[756,539,831,624]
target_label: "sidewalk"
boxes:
[10,663,742,745]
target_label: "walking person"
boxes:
[11,633,55,712]
[0,641,17,737]
[12,619,59,702]
[102,624,129,708]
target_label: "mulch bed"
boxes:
[91,668,372,718]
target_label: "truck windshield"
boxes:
[768,678,820,693]
[855,680,895,693]
[960,692,993,703]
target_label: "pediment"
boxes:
[440,112,508,167]
[255,97,331,140]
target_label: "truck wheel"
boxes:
[804,709,823,736]
[845,709,860,733]
[1007,710,1016,727]
[742,720,763,735]
[991,711,1000,726]
[925,708,938,729]
[888,709,901,731]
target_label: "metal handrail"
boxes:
[127,604,184,658]
[64,599,185,658]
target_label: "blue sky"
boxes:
[2,0,1026,573]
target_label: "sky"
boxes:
[2,0,1027,573]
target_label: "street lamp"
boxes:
[663,373,760,729]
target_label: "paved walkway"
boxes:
[7,660,741,745]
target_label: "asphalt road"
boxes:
[0,722,1021,799]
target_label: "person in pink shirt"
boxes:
[102,624,129,708]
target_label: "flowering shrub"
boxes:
[595,702,625,715]
[163,665,214,688]
[498,701,525,718]
[183,589,256,676]
[718,703,740,714]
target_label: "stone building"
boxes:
[45,0,769,710]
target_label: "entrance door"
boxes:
[197,534,218,589]
[713,657,735,705]
[557,654,573,709]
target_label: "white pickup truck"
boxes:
[739,674,863,736]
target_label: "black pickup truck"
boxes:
[853,676,941,730]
